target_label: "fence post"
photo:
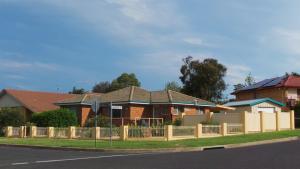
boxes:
[92,127,100,139]
[221,123,227,136]
[19,126,25,138]
[68,126,75,139]
[5,126,12,137]
[195,124,202,138]
[48,127,54,138]
[260,112,265,132]
[120,125,128,141]
[165,125,173,141]
[276,111,280,131]
[290,110,295,130]
[30,126,37,138]
[243,111,248,134]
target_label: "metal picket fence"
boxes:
[128,126,164,139]
[100,127,120,140]
[227,123,243,134]
[36,127,48,137]
[53,127,68,138]
[75,127,93,139]
[12,127,20,137]
[172,126,195,137]
[202,125,221,135]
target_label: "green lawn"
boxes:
[0,130,299,149]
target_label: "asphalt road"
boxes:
[2,140,300,169]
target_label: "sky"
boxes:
[0,0,300,98]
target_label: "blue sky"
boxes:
[0,0,300,98]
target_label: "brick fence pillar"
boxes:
[260,112,265,132]
[5,126,12,137]
[30,126,37,138]
[68,126,76,139]
[120,125,128,141]
[47,127,54,138]
[165,125,173,141]
[276,111,281,131]
[243,111,248,134]
[195,124,202,138]
[290,110,295,130]
[221,123,227,136]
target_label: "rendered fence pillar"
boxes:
[5,126,12,137]
[290,110,295,130]
[243,111,248,134]
[19,126,25,138]
[92,127,100,139]
[30,126,37,138]
[68,126,76,139]
[276,111,281,131]
[47,127,54,138]
[120,125,128,141]
[195,124,202,138]
[165,125,173,141]
[260,112,265,133]
[221,123,227,136]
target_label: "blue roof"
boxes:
[236,75,287,92]
[224,98,285,107]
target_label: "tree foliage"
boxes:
[92,81,112,93]
[31,109,78,127]
[92,73,141,93]
[180,56,227,102]
[110,73,141,90]
[164,81,182,92]
[69,86,86,94]
[233,73,256,91]
[0,108,26,127]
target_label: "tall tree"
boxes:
[110,73,141,90]
[165,81,182,92]
[92,73,141,93]
[180,56,227,102]
[69,86,86,94]
[92,81,112,93]
[233,83,245,91]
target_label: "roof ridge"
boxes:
[167,90,173,103]
[129,86,135,101]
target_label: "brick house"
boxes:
[232,75,300,110]
[56,86,218,126]
[0,89,76,121]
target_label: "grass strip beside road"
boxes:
[0,130,299,150]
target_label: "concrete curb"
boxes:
[0,136,299,153]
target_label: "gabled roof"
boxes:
[56,93,102,105]
[57,86,216,107]
[233,75,300,94]
[0,89,77,112]
[224,98,285,107]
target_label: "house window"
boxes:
[197,108,204,115]
[112,109,122,118]
[173,106,185,115]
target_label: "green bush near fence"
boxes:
[0,108,26,136]
[31,109,78,127]
[86,116,110,127]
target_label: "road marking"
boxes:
[10,153,159,166]
[11,162,29,165]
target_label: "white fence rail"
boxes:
[202,125,221,135]
[227,123,243,134]
[100,127,120,140]
[36,127,48,137]
[128,126,164,139]
[172,126,195,137]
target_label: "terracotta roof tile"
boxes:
[1,89,77,112]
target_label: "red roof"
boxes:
[0,89,77,113]
[279,76,300,88]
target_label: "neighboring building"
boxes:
[232,75,300,110]
[0,89,76,120]
[56,86,218,126]
[223,98,284,114]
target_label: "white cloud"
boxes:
[225,64,252,85]
[0,58,59,71]
[183,38,204,46]
[271,28,300,55]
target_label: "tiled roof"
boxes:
[0,89,77,112]
[224,98,285,107]
[57,86,215,107]
[57,93,102,105]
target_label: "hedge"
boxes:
[31,109,78,127]
[0,108,26,136]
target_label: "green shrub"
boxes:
[173,118,182,126]
[86,116,110,127]
[0,108,26,136]
[201,120,219,125]
[31,109,78,127]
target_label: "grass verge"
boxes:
[0,130,299,149]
